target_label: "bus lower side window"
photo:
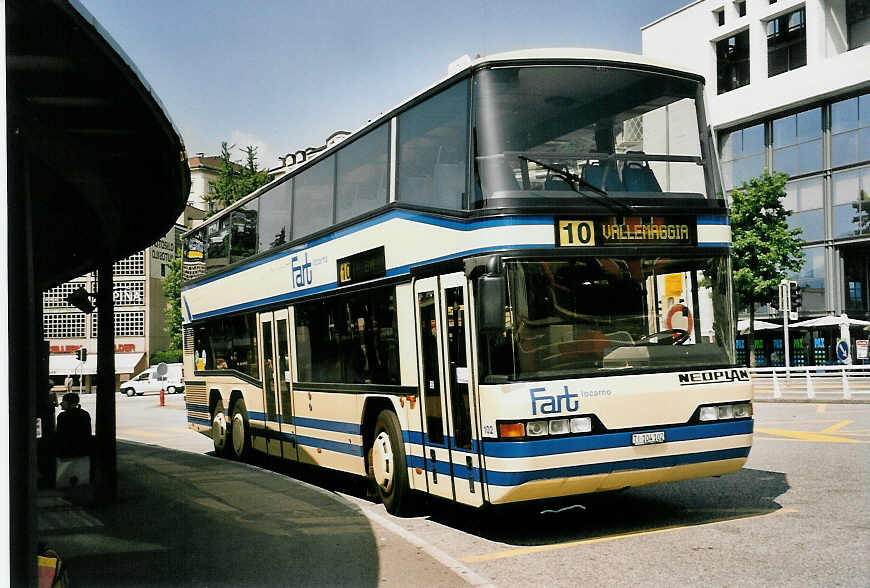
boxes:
[418,291,444,444]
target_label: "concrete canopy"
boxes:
[7,0,191,291]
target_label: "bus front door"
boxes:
[415,274,484,507]
[258,310,297,461]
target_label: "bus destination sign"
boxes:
[337,246,386,286]
[557,217,695,247]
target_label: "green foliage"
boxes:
[162,255,183,351]
[731,170,805,311]
[205,142,271,213]
[150,348,182,365]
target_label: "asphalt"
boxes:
[37,442,463,587]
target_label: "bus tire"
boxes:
[211,399,231,457]
[371,409,412,516]
[230,398,251,461]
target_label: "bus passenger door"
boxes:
[415,274,484,507]
[259,311,296,460]
[439,273,484,507]
[274,309,297,461]
[414,277,454,502]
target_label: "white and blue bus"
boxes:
[181,49,752,515]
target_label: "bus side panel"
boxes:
[477,372,753,504]
[293,388,366,476]
[241,380,268,455]
[395,281,426,493]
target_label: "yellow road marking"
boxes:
[820,420,854,434]
[756,428,863,443]
[816,404,827,414]
[461,509,797,563]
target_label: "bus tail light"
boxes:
[570,417,592,433]
[699,402,752,422]
[526,420,548,436]
[498,423,525,438]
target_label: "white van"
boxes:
[120,363,184,397]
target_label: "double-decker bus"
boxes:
[180,49,752,515]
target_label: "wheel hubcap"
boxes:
[212,411,227,449]
[372,431,393,492]
[232,413,245,455]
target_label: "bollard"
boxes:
[160,388,165,407]
[842,368,851,400]
[805,369,816,400]
[773,371,781,399]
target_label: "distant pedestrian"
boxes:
[56,393,92,458]
[64,373,73,394]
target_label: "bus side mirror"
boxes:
[477,275,506,333]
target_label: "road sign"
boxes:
[836,340,850,362]
[857,340,868,360]
[156,362,168,380]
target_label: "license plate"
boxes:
[632,431,665,446]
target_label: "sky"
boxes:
[79,0,689,170]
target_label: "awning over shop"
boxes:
[49,353,145,376]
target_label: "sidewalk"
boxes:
[37,442,459,587]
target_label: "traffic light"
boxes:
[789,281,802,311]
[75,348,87,362]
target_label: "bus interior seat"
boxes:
[543,172,572,191]
[622,161,662,192]
[581,160,624,192]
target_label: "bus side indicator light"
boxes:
[498,423,525,438]
[415,468,423,475]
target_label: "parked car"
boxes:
[120,363,184,397]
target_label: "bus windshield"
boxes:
[473,66,710,204]
[479,255,735,382]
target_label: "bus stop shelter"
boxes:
[5,0,190,583]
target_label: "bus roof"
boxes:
[186,48,705,236]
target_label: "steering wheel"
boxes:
[637,328,690,346]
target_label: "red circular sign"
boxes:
[665,304,694,334]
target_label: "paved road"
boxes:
[90,396,870,587]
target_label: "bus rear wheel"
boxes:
[211,399,231,457]
[371,409,412,516]
[230,398,251,461]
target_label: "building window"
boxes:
[92,311,145,338]
[848,0,870,50]
[831,166,870,238]
[716,30,750,94]
[113,252,145,276]
[772,107,822,177]
[783,177,824,242]
[44,313,86,338]
[43,282,86,308]
[736,0,746,17]
[831,93,870,168]
[767,8,807,77]
[715,8,725,26]
[791,247,826,313]
[719,123,765,190]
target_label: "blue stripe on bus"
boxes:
[296,435,365,457]
[481,420,753,458]
[191,281,338,321]
[697,242,731,248]
[696,215,729,225]
[401,431,480,454]
[407,454,483,481]
[188,416,210,427]
[484,446,751,487]
[295,417,361,435]
[182,210,554,293]
[186,402,209,414]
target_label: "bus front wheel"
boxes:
[371,409,412,516]
[230,398,251,461]
[211,399,231,457]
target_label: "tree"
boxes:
[731,170,805,366]
[161,255,183,353]
[205,142,271,213]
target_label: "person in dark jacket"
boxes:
[56,393,92,458]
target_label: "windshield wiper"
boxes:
[518,155,633,213]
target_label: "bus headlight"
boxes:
[699,406,719,421]
[549,419,569,435]
[718,405,734,419]
[732,403,752,418]
[526,420,548,436]
[570,417,592,433]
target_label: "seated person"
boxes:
[55,393,92,459]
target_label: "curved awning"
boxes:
[7,0,191,291]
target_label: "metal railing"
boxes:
[748,364,870,400]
